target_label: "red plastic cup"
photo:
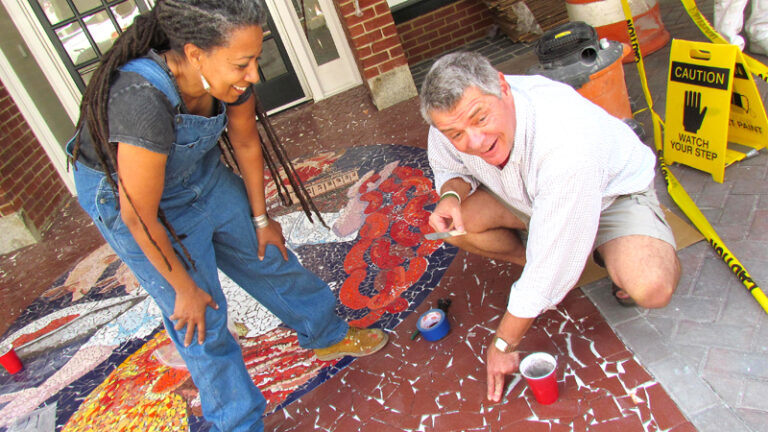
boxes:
[0,343,23,375]
[520,352,558,404]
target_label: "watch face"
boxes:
[494,336,510,352]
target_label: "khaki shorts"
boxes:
[593,185,676,250]
[481,183,676,253]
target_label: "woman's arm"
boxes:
[117,143,218,346]
[226,93,289,261]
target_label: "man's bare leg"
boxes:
[596,235,681,308]
[443,189,527,266]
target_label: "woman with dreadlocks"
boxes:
[65,1,388,430]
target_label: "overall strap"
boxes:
[119,58,181,109]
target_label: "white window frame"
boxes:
[1,0,80,194]
[266,0,361,101]
[2,0,82,122]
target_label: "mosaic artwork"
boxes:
[0,145,458,431]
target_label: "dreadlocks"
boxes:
[70,0,324,271]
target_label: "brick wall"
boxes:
[335,0,408,82]
[333,0,417,109]
[0,79,69,232]
[397,0,493,65]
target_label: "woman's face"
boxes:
[196,25,264,103]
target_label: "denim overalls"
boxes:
[67,58,347,432]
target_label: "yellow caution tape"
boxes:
[679,0,768,82]
[619,0,768,313]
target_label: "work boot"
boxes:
[314,327,388,361]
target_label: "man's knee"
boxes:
[629,271,679,308]
[458,208,487,234]
[460,190,526,233]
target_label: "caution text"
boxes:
[670,61,730,90]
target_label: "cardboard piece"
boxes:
[663,39,768,183]
[575,206,704,288]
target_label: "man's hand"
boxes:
[429,194,464,233]
[486,312,534,401]
[486,345,521,402]
[170,285,219,346]
[257,219,289,261]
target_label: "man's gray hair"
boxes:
[419,52,502,125]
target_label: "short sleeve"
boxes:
[107,71,176,155]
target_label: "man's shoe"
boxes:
[313,327,388,361]
[612,283,636,307]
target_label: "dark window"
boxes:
[391,0,459,24]
[28,0,147,91]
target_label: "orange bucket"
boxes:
[528,36,633,121]
[576,42,632,120]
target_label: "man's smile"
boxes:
[482,138,498,155]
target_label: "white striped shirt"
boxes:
[428,75,656,317]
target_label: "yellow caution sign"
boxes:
[619,0,768,315]
[664,40,768,183]
[729,60,768,146]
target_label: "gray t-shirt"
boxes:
[76,50,252,172]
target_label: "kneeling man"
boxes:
[421,52,681,402]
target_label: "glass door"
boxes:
[292,0,361,97]
[254,12,306,111]
[271,0,361,100]
[291,0,341,67]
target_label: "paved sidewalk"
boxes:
[582,0,768,430]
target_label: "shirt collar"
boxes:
[508,82,528,168]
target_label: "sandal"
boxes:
[612,283,636,307]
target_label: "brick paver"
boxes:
[583,0,768,431]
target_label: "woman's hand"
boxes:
[257,218,289,261]
[170,285,219,346]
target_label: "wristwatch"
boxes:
[492,336,516,353]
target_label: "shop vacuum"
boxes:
[527,21,644,138]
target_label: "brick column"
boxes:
[0,79,69,253]
[334,0,418,110]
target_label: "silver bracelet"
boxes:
[439,190,461,205]
[252,214,269,229]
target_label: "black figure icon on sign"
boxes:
[731,91,750,113]
[683,90,708,133]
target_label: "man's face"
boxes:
[429,73,515,167]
